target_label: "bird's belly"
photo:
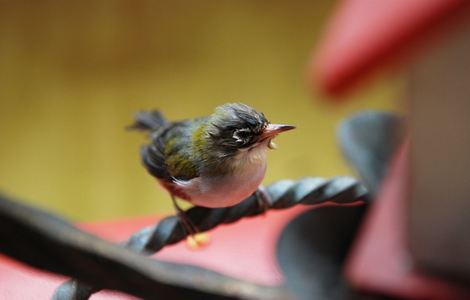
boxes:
[189,163,267,208]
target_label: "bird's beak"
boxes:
[260,123,296,141]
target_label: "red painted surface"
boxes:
[311,0,469,96]
[0,205,312,299]
[346,144,470,299]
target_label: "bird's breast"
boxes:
[182,146,268,207]
[194,163,266,207]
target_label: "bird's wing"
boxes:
[141,119,202,182]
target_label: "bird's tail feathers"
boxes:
[127,110,167,131]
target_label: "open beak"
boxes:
[260,123,296,141]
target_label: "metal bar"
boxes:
[0,194,288,300]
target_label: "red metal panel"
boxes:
[346,144,470,299]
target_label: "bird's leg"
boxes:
[171,195,210,250]
[171,194,198,236]
[255,185,272,213]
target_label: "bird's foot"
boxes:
[177,211,210,250]
[255,186,272,214]
[171,195,209,250]
[186,232,210,250]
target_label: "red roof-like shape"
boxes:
[311,0,469,95]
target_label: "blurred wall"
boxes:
[0,1,402,221]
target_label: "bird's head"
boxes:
[197,103,295,159]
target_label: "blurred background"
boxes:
[0,1,401,221]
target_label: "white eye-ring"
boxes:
[233,128,251,143]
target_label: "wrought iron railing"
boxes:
[0,112,401,299]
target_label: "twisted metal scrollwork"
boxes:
[54,176,368,299]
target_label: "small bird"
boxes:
[129,103,295,233]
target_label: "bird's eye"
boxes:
[233,128,252,143]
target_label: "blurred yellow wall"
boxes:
[0,1,402,221]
